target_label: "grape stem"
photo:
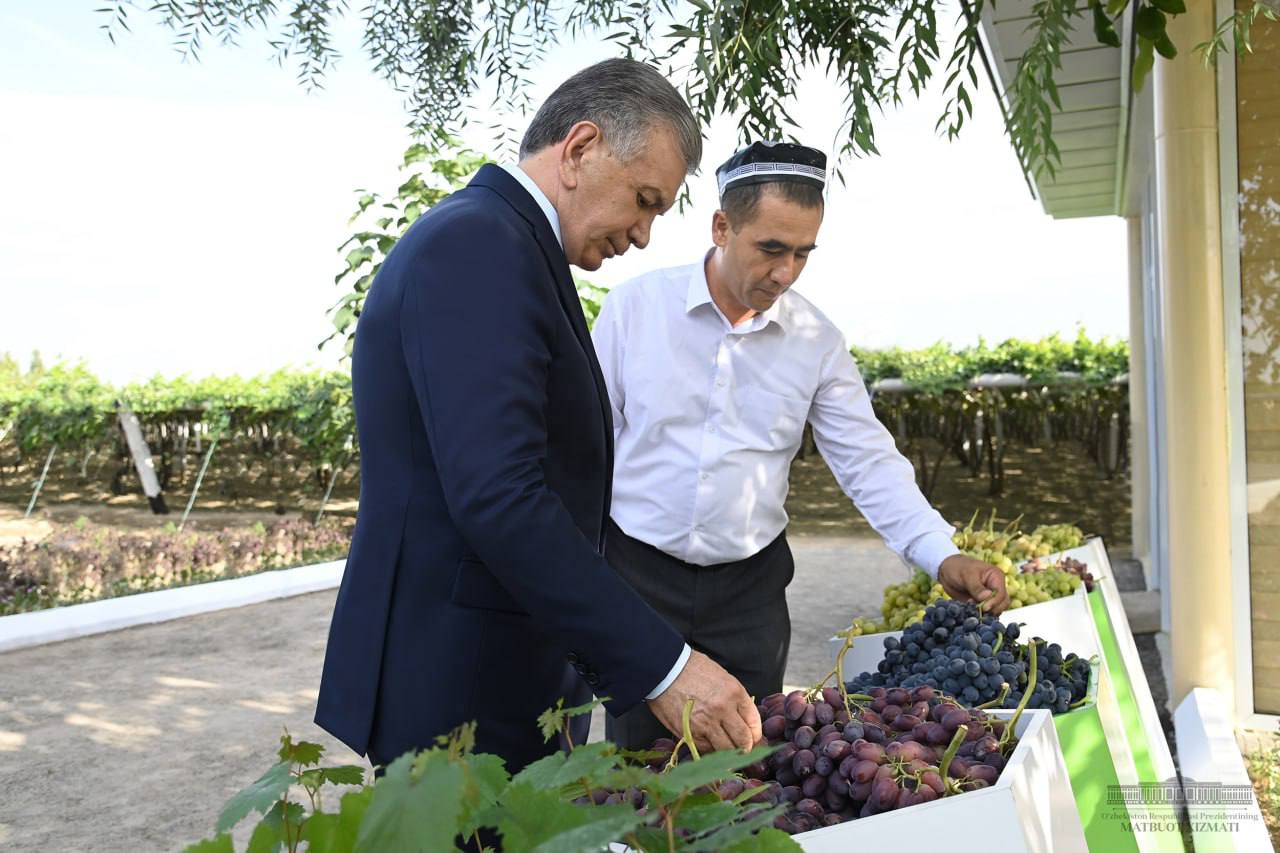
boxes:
[1000,639,1036,751]
[938,723,968,794]
[827,632,871,712]
[976,683,1010,709]
[680,699,701,762]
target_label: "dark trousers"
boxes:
[604,520,794,750]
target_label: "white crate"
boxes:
[795,709,1087,851]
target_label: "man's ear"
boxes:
[711,209,732,248]
[557,121,603,191]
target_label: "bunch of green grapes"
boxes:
[1007,569,1081,608]
[878,571,940,630]
[963,548,1017,577]
[1031,523,1086,552]
[1005,533,1054,561]
[836,616,888,639]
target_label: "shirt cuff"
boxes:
[908,533,961,580]
[646,643,691,701]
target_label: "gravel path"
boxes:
[0,533,905,852]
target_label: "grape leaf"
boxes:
[497,786,640,852]
[302,787,372,853]
[320,765,367,787]
[278,735,325,767]
[356,751,465,851]
[245,819,284,853]
[644,745,776,799]
[536,695,606,743]
[510,741,621,791]
[182,835,235,853]
[216,761,293,834]
[459,753,510,837]
[683,803,789,852]
[722,827,804,851]
[528,812,647,853]
[667,799,737,833]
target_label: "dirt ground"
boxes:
[0,534,906,852]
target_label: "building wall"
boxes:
[1235,10,1280,715]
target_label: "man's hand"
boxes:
[647,650,762,753]
[938,554,1010,615]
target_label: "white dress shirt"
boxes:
[592,253,960,578]
[502,163,690,699]
[501,163,562,247]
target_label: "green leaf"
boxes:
[459,753,510,837]
[183,835,235,853]
[1106,0,1131,15]
[528,811,646,853]
[1154,32,1177,58]
[280,736,326,770]
[668,798,737,833]
[536,695,605,743]
[645,744,776,799]
[1091,0,1122,47]
[1150,0,1185,13]
[216,761,293,834]
[344,247,375,272]
[684,803,789,852]
[497,785,641,852]
[722,827,803,851]
[321,765,367,787]
[1135,6,1167,39]
[510,742,621,791]
[245,819,284,853]
[303,787,373,853]
[1133,36,1156,91]
[355,750,465,852]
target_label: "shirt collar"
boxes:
[501,163,562,248]
[686,250,786,333]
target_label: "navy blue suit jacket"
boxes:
[315,164,684,771]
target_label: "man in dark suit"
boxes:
[315,58,761,775]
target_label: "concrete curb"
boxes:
[0,559,346,653]
[1174,687,1273,851]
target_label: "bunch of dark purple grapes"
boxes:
[844,599,1090,714]
[755,685,1014,834]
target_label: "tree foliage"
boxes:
[98,1,1271,181]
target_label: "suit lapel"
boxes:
[469,166,616,531]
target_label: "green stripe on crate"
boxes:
[1089,590,1184,853]
[1055,705,1139,853]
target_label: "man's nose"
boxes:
[772,258,797,286]
[629,215,654,250]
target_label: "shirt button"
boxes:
[706,424,716,433]
[716,378,727,387]
[700,472,710,481]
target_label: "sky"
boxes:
[0,4,1129,384]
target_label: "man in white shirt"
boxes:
[592,141,1010,748]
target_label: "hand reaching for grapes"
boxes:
[647,650,762,753]
[938,555,1010,614]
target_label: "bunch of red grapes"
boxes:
[1021,555,1096,591]
[751,685,1014,833]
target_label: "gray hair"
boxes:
[520,58,702,174]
